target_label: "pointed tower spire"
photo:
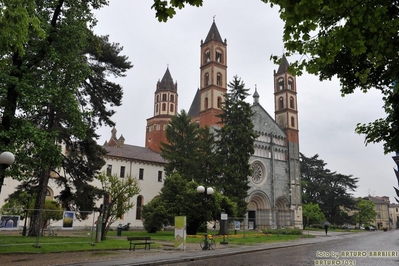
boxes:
[204,19,223,44]
[156,67,177,92]
[276,54,290,75]
[253,85,260,104]
[146,67,179,153]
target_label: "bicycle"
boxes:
[200,233,216,250]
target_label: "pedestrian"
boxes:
[324,222,330,235]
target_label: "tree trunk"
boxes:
[28,169,50,236]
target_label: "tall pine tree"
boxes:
[160,110,202,181]
[216,76,257,217]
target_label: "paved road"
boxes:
[71,230,399,266]
[171,230,399,266]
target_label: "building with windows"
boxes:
[101,127,166,226]
[366,196,394,229]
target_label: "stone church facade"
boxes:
[144,20,303,229]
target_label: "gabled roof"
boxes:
[251,101,286,137]
[204,20,223,44]
[156,67,177,92]
[275,54,290,75]
[103,144,167,165]
[187,88,200,117]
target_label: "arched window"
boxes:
[290,97,294,108]
[291,116,295,127]
[46,187,53,198]
[162,103,166,111]
[217,73,222,86]
[205,50,210,63]
[278,79,284,90]
[170,104,174,112]
[205,73,209,86]
[162,94,167,101]
[279,97,284,109]
[136,196,143,220]
[156,95,159,102]
[170,95,174,102]
[155,104,159,113]
[217,97,222,108]
[288,79,294,90]
[204,97,209,109]
[216,50,222,63]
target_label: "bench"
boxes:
[127,237,154,251]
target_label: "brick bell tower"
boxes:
[274,54,299,143]
[198,19,227,127]
[274,55,302,228]
[145,67,178,152]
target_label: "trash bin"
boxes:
[117,225,122,236]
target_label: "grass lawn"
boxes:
[0,229,314,254]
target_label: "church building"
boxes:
[144,20,303,229]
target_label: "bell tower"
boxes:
[274,55,299,143]
[145,67,178,152]
[274,55,302,228]
[198,19,227,127]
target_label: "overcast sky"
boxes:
[93,1,398,202]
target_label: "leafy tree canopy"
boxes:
[0,0,132,236]
[261,0,399,154]
[354,198,377,226]
[151,0,203,22]
[300,153,358,224]
[302,202,325,228]
[142,172,236,235]
[97,173,140,240]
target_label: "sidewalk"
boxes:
[66,231,358,266]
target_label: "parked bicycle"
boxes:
[200,233,215,250]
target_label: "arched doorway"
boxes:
[275,197,291,228]
[247,191,271,230]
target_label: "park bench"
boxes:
[127,236,154,251]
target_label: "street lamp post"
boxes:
[0,151,15,195]
[197,185,214,250]
[22,194,31,236]
[197,186,214,231]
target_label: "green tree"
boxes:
[354,198,377,227]
[216,76,257,217]
[142,172,236,235]
[302,203,325,229]
[40,200,64,234]
[0,1,132,236]
[300,153,358,224]
[0,191,32,218]
[142,196,169,233]
[260,0,399,154]
[160,110,202,181]
[151,0,203,22]
[97,173,140,240]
